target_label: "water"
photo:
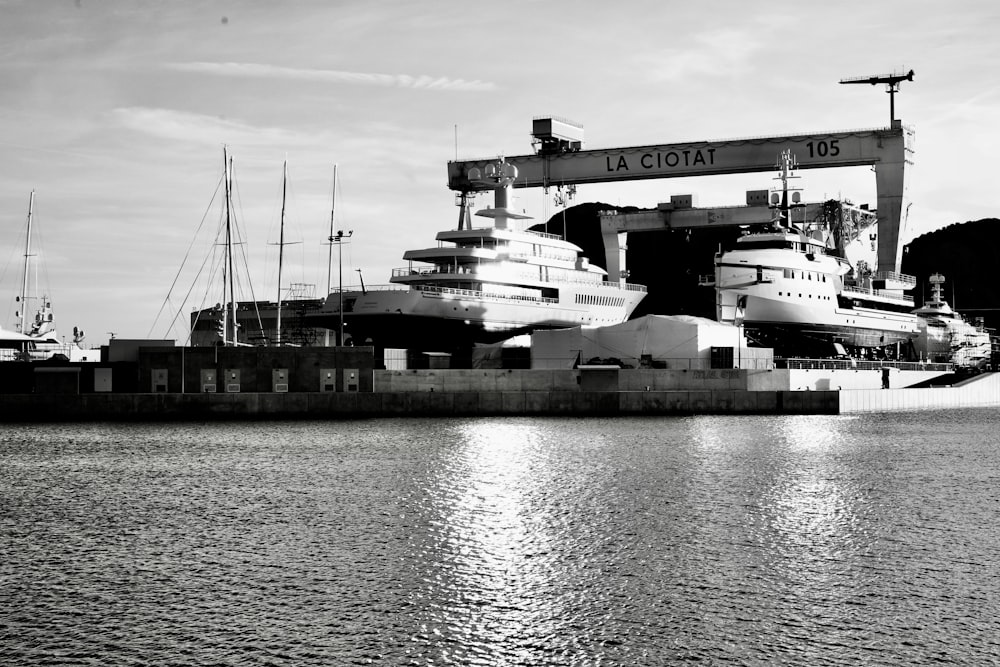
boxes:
[2,411,999,665]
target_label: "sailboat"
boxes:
[186,151,328,347]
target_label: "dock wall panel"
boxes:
[2,378,996,420]
[840,372,1000,413]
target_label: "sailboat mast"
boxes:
[276,160,287,346]
[324,164,337,347]
[326,164,337,297]
[223,147,237,346]
[18,191,35,334]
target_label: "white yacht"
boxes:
[713,151,919,356]
[318,159,647,350]
[4,192,87,361]
[912,273,992,368]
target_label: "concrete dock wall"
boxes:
[376,368,755,393]
[0,389,839,421]
[375,367,954,394]
[840,372,1000,412]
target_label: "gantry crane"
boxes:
[449,122,914,279]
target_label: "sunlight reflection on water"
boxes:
[2,412,999,665]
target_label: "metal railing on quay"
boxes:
[777,358,952,372]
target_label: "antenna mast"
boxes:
[839,69,914,127]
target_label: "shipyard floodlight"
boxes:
[840,69,914,126]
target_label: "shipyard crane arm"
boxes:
[448,123,913,274]
[840,69,914,126]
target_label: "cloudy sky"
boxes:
[0,0,997,344]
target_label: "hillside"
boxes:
[901,218,1000,329]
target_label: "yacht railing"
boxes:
[522,229,565,241]
[413,284,558,304]
[874,270,917,288]
[391,267,647,292]
[328,284,405,294]
[448,225,566,242]
[842,286,915,304]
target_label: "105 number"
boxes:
[805,140,840,158]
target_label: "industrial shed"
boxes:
[530,314,770,370]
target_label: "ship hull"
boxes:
[319,285,645,351]
[734,293,918,349]
[715,241,918,356]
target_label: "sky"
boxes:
[0,0,998,345]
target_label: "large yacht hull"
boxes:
[715,243,919,356]
[729,293,918,350]
[319,285,646,351]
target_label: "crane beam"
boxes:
[447,125,913,274]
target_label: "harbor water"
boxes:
[2,411,998,665]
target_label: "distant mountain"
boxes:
[902,218,1000,330]
[536,205,1000,330]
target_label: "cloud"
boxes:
[108,106,311,148]
[165,62,498,92]
[640,26,767,83]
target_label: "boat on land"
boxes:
[3,191,86,361]
[183,151,332,347]
[712,150,919,357]
[317,158,647,351]
[912,273,992,369]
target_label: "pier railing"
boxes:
[777,358,951,372]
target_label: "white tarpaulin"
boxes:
[530,315,748,369]
[471,334,532,368]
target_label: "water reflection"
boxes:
[4,415,998,665]
[408,419,563,664]
[764,417,871,611]
[684,415,873,614]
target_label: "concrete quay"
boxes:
[1,367,996,421]
[0,388,838,421]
